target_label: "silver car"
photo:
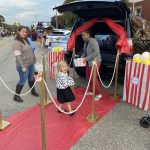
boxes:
[45,29,70,47]
[50,33,70,51]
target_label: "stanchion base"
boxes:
[85,113,100,123]
[0,120,11,130]
[110,95,121,100]
[39,99,53,106]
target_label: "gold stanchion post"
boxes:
[0,110,10,130]
[72,48,75,81]
[40,54,52,106]
[72,48,78,88]
[113,52,120,99]
[85,59,100,123]
[39,71,47,150]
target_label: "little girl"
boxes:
[55,60,75,116]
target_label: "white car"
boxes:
[50,33,70,51]
[45,29,70,47]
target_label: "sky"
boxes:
[0,0,119,27]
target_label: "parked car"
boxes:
[50,33,70,51]
[45,29,70,47]
[54,1,150,77]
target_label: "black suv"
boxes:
[54,1,150,77]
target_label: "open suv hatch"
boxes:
[54,1,150,77]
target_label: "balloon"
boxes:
[140,51,150,65]
[133,54,142,63]
[142,60,150,65]
[142,51,150,58]
[52,47,59,52]
[141,51,150,63]
[58,46,63,51]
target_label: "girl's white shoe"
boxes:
[95,94,102,101]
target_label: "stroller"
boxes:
[139,111,150,128]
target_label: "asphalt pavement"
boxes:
[0,37,149,150]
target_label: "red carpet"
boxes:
[0,88,119,150]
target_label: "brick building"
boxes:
[128,0,150,21]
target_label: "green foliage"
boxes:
[3,23,19,32]
[64,0,75,4]
[52,13,76,29]
[52,0,77,29]
[0,14,23,33]
[58,12,76,28]
[120,0,129,4]
[0,15,5,22]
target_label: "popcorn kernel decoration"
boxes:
[143,60,150,65]
[141,51,150,65]
[133,54,142,63]
[52,46,63,52]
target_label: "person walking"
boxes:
[81,30,102,101]
[42,26,53,48]
[55,60,75,116]
[12,26,39,102]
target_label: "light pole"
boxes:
[35,14,37,23]
[55,5,58,29]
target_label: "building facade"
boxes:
[128,0,150,21]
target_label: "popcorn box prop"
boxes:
[74,58,86,67]
[123,60,150,111]
[48,51,65,79]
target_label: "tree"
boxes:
[0,15,23,32]
[56,12,76,29]
[64,0,75,4]
[121,0,130,4]
[51,0,77,29]
[0,15,5,22]
[0,15,5,29]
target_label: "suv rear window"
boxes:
[95,34,117,51]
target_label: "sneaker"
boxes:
[69,112,75,116]
[57,109,66,113]
[58,110,62,113]
[95,94,102,101]
[86,92,93,95]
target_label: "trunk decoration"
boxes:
[67,17,132,54]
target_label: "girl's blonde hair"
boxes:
[54,60,68,76]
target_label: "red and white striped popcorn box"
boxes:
[48,51,65,79]
[123,60,150,111]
